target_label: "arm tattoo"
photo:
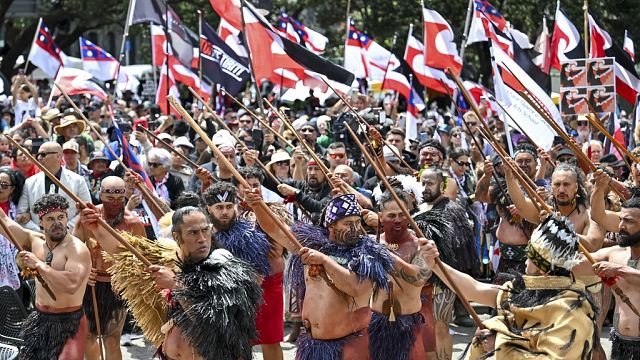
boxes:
[396,251,432,286]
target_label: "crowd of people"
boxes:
[0,72,638,360]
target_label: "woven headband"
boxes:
[37,206,67,218]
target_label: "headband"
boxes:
[102,188,126,194]
[205,190,237,205]
[323,194,360,227]
[37,206,67,218]
[514,147,537,160]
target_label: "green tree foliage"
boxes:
[2,0,638,90]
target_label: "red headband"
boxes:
[37,206,66,218]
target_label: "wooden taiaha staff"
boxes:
[320,78,414,171]
[584,105,638,166]
[0,215,56,300]
[438,79,513,207]
[169,95,360,298]
[167,95,303,252]
[221,89,297,149]
[486,93,556,169]
[53,83,168,218]
[186,88,285,187]
[343,122,485,328]
[514,88,626,200]
[450,69,640,317]
[5,136,153,267]
[138,125,202,170]
[263,98,348,194]
[446,71,540,192]
[91,286,105,360]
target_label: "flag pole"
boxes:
[149,23,158,97]
[459,0,474,59]
[239,0,266,116]
[583,0,589,57]
[198,9,203,86]
[24,17,43,73]
[114,0,135,98]
[164,0,171,115]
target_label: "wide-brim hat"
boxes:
[41,108,62,122]
[54,114,86,135]
[266,150,292,168]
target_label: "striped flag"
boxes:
[624,30,635,62]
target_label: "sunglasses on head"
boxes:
[275,161,290,166]
[328,153,345,159]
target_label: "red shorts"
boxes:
[420,285,436,352]
[253,272,284,345]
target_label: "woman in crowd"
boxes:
[0,166,28,304]
[147,147,185,209]
[11,145,39,179]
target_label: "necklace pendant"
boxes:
[386,244,399,251]
[628,259,638,269]
[45,251,53,265]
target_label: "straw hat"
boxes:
[41,108,63,122]
[54,113,86,135]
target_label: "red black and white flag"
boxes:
[624,30,635,63]
[210,0,354,87]
[550,4,584,70]
[589,13,640,105]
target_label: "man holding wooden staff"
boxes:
[420,213,598,359]
[245,191,393,360]
[73,176,146,360]
[368,189,432,360]
[79,205,262,360]
[0,194,91,360]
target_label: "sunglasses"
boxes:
[454,159,471,167]
[0,182,13,189]
[577,121,588,126]
[467,122,478,126]
[36,151,58,159]
[148,162,163,168]
[300,128,315,133]
[275,161,290,166]
[328,153,345,159]
[451,132,461,138]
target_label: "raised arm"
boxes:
[420,239,499,308]
[474,160,494,203]
[503,159,540,224]
[0,206,43,250]
[77,206,125,255]
[590,169,620,233]
[244,189,298,253]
